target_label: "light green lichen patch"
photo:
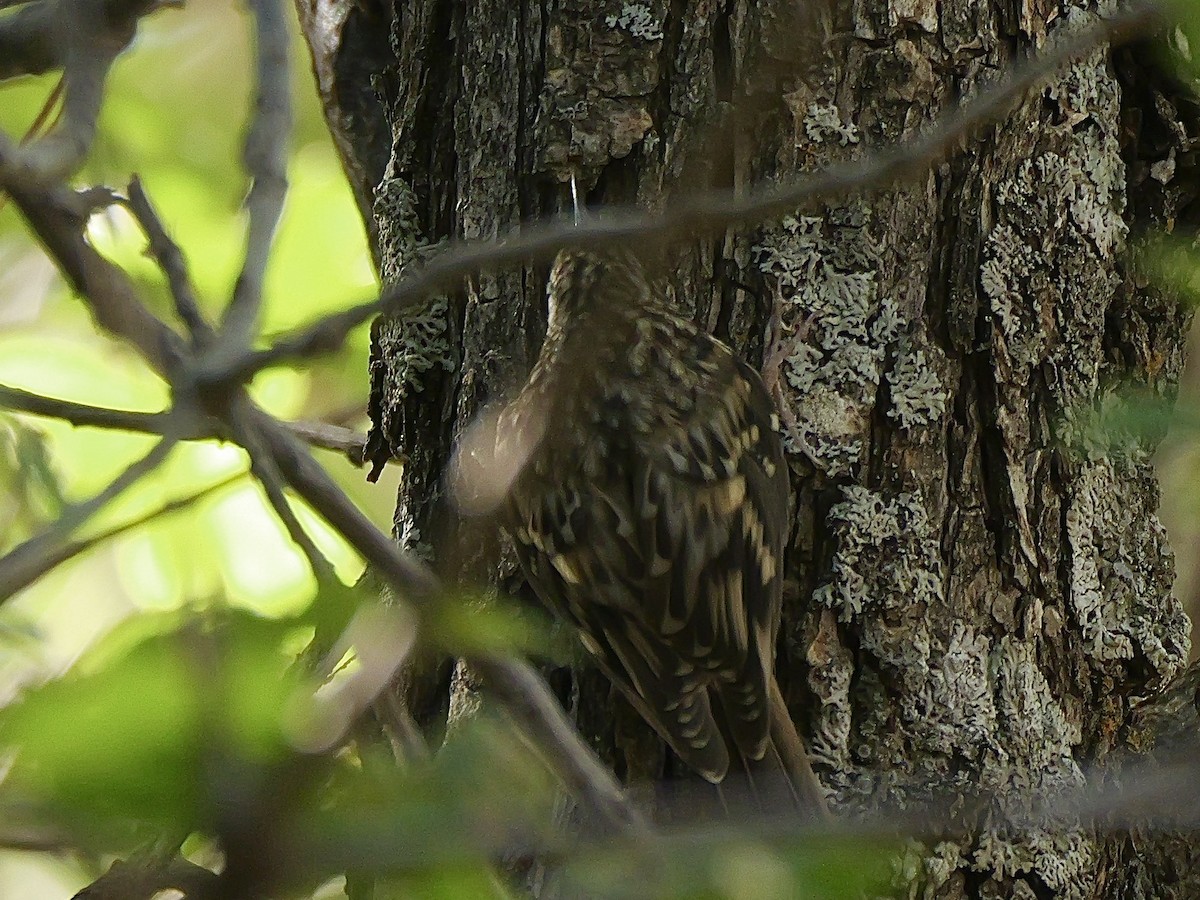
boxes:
[756,212,901,476]
[979,223,1052,374]
[374,177,423,283]
[887,341,948,428]
[992,637,1082,796]
[370,177,454,402]
[813,486,942,683]
[372,297,453,400]
[1065,459,1189,678]
[761,88,947,470]
[805,610,856,773]
[801,102,861,147]
[969,637,1094,899]
[604,3,663,41]
[983,13,1127,414]
[894,840,965,896]
[922,623,996,761]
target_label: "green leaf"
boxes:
[560,833,897,899]
[424,591,560,661]
[0,610,306,839]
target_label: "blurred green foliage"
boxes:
[0,607,563,894]
[0,599,898,897]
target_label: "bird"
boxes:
[464,246,824,810]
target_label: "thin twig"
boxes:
[228,396,338,584]
[0,133,189,378]
[6,0,175,179]
[0,435,177,600]
[207,0,1162,384]
[126,175,214,343]
[0,468,247,602]
[0,382,176,433]
[218,0,292,347]
[0,0,161,82]
[0,382,371,465]
[473,652,649,834]
[251,404,441,600]
[374,688,432,763]
[0,0,63,80]
[23,76,63,143]
[282,419,368,465]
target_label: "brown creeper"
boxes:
[460,248,822,806]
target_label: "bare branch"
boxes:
[0,382,175,433]
[282,419,368,465]
[218,0,292,347]
[70,853,219,900]
[294,604,419,754]
[1,0,179,178]
[228,395,338,584]
[0,0,163,81]
[0,435,177,600]
[0,468,247,600]
[210,0,1163,384]
[373,686,432,764]
[126,176,214,343]
[0,1,63,79]
[0,133,189,378]
[251,404,441,601]
[0,382,370,465]
[473,652,650,835]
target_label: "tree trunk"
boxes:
[296,0,1198,895]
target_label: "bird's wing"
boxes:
[636,355,789,761]
[507,484,731,781]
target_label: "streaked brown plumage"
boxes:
[495,248,805,788]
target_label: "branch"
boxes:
[217,0,292,348]
[0,435,176,600]
[209,0,1164,383]
[473,652,649,834]
[0,0,163,81]
[228,395,338,584]
[71,854,219,900]
[0,469,246,597]
[0,0,178,178]
[126,176,214,343]
[0,382,371,465]
[283,419,369,465]
[0,382,175,433]
[0,133,189,378]
[0,0,62,80]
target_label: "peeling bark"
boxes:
[298,1,1200,895]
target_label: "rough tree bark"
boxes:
[295,1,1199,896]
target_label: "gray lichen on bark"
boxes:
[298,0,1200,895]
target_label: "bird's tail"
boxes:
[716,676,829,819]
[705,676,830,816]
[764,675,829,817]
